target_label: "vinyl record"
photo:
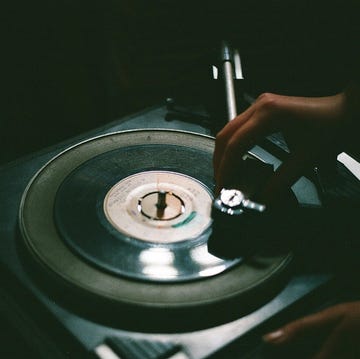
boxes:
[53,141,241,282]
[19,129,292,328]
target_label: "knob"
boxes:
[214,189,266,215]
[209,188,267,258]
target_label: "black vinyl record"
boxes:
[19,129,292,329]
[54,143,241,282]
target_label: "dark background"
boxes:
[2,0,359,164]
[1,2,359,357]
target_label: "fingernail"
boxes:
[263,329,285,343]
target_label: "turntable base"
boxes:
[19,129,292,329]
[0,105,337,359]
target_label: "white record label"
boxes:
[104,171,213,243]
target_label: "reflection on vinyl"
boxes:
[19,129,292,321]
[54,151,241,282]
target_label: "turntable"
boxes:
[4,37,360,359]
[2,97,348,359]
[18,125,296,326]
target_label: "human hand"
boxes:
[263,301,360,359]
[213,92,349,204]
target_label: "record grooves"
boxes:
[19,129,292,328]
[54,144,240,282]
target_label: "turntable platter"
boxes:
[19,129,292,327]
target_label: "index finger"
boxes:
[213,105,255,175]
[215,116,270,192]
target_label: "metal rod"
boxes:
[221,43,237,121]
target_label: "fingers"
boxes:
[213,92,347,197]
[213,105,255,174]
[216,120,270,192]
[311,302,360,359]
[215,125,307,203]
[214,106,276,192]
[263,305,346,347]
[213,93,284,193]
[263,303,360,359]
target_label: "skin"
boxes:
[214,88,360,357]
[213,91,351,203]
[263,302,360,359]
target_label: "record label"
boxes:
[104,170,212,243]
